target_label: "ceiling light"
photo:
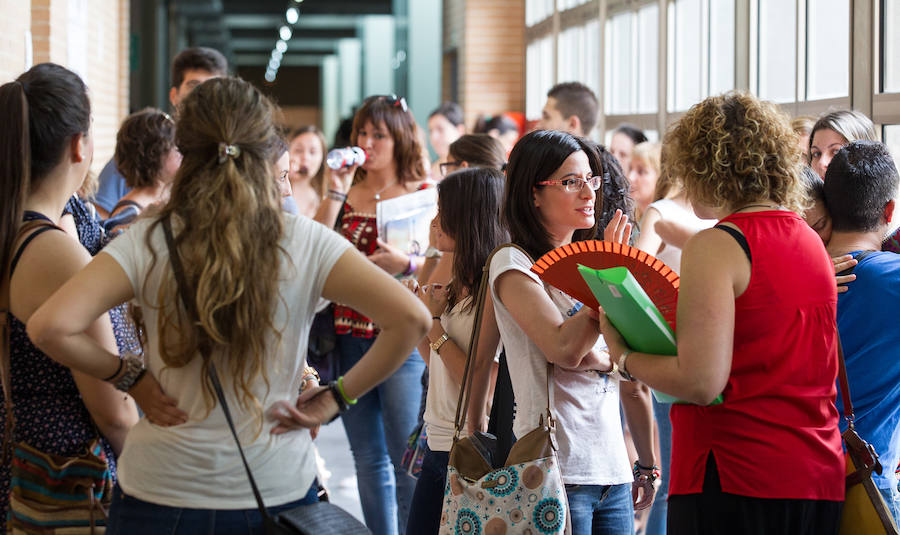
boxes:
[279,25,292,41]
[272,49,283,61]
[265,71,276,83]
[269,58,280,70]
[276,40,288,53]
[293,0,303,3]
[286,7,299,24]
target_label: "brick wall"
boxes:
[1,0,129,176]
[0,0,31,82]
[454,0,526,129]
[84,0,129,175]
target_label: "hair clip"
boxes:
[388,94,408,113]
[218,142,241,164]
[162,112,174,123]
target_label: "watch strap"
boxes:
[430,332,450,352]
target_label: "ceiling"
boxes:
[174,0,394,68]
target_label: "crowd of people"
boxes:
[0,44,898,535]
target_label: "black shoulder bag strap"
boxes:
[161,216,283,532]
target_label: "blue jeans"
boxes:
[646,399,672,535]
[405,445,450,534]
[107,482,318,534]
[566,482,634,535]
[338,334,425,535]
[879,485,900,526]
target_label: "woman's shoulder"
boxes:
[284,213,351,250]
[489,245,540,283]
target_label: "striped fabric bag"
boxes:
[7,439,112,534]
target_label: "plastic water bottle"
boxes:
[326,147,366,170]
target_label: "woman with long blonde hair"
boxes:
[28,77,430,534]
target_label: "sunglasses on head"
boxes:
[364,94,408,113]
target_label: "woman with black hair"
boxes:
[489,130,656,534]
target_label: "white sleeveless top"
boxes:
[647,198,716,274]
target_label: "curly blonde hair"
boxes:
[663,92,807,213]
[144,77,284,429]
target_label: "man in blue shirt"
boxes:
[94,47,227,216]
[825,140,900,524]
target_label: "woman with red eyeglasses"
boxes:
[316,94,433,535]
[490,130,656,535]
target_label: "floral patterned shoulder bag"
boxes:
[438,244,571,535]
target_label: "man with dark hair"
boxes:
[168,47,228,108]
[824,140,900,524]
[94,47,228,216]
[538,81,598,137]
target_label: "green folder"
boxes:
[577,264,723,405]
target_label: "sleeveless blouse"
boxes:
[334,202,380,337]
[669,211,844,501]
[334,183,433,338]
[0,210,119,529]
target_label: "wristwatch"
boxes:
[328,381,349,411]
[617,350,635,381]
[430,332,450,353]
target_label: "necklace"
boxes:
[373,181,397,201]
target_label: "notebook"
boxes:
[577,264,723,405]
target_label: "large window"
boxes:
[526,0,554,27]
[754,0,849,102]
[806,0,850,99]
[757,0,796,102]
[558,0,591,10]
[885,125,900,168]
[667,0,735,111]
[526,0,887,143]
[559,21,602,101]
[883,0,900,93]
[526,35,554,119]
[605,3,658,114]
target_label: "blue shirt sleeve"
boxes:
[94,158,131,212]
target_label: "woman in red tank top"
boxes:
[597,92,844,535]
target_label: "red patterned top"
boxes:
[669,211,844,501]
[334,202,380,337]
[335,183,434,338]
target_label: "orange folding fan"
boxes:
[530,240,680,331]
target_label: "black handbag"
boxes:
[306,202,347,383]
[162,216,370,535]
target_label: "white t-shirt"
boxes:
[489,246,632,486]
[102,214,351,509]
[424,297,500,452]
[647,198,715,274]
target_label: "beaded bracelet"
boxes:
[633,461,661,483]
[327,189,348,202]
